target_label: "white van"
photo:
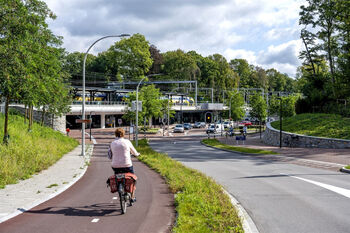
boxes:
[206,124,224,133]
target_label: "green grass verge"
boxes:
[271,113,350,140]
[345,165,350,169]
[202,139,278,155]
[136,139,243,233]
[0,113,79,188]
[140,128,159,134]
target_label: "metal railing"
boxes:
[72,101,128,105]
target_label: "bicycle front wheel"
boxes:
[119,191,127,214]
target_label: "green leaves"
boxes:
[106,33,153,80]
[249,93,267,121]
[0,0,70,140]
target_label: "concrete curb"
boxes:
[200,141,346,170]
[200,141,272,156]
[0,144,94,223]
[223,189,259,233]
[340,167,350,174]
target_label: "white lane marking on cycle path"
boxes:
[91,218,99,223]
[281,173,350,199]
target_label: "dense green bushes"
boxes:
[0,113,78,188]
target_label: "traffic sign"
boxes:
[118,119,122,125]
[76,119,91,124]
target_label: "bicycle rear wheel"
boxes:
[118,184,127,214]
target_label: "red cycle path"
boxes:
[0,130,175,233]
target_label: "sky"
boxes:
[43,0,307,78]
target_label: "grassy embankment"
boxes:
[137,139,243,233]
[0,112,79,188]
[271,113,350,140]
[202,138,278,155]
[271,113,350,167]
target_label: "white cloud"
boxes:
[224,49,258,65]
[265,27,300,41]
[43,0,307,77]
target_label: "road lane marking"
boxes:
[91,218,99,223]
[281,173,350,199]
[113,197,118,200]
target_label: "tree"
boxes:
[106,33,153,80]
[335,0,350,97]
[208,54,238,101]
[139,85,162,127]
[249,94,267,122]
[148,44,163,75]
[228,92,245,121]
[122,85,162,127]
[269,95,297,117]
[229,59,253,88]
[299,0,340,98]
[0,0,63,143]
[163,49,198,82]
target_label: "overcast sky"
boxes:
[43,0,306,78]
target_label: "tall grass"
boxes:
[271,113,350,140]
[137,139,243,233]
[0,113,79,188]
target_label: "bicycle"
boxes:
[115,173,133,214]
[108,172,137,214]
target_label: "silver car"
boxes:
[173,124,184,133]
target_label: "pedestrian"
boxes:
[243,125,247,135]
[108,128,140,202]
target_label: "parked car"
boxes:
[239,121,252,126]
[183,123,192,130]
[193,122,201,128]
[223,121,233,129]
[173,124,184,133]
[193,122,206,128]
[206,124,224,134]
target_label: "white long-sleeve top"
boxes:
[108,137,140,168]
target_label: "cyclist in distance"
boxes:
[108,128,140,202]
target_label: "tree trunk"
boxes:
[327,30,337,99]
[3,96,10,144]
[24,104,27,124]
[149,116,152,128]
[301,34,316,76]
[41,106,46,126]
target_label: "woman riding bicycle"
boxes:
[108,128,140,202]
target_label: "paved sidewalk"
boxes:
[0,145,93,223]
[218,134,350,171]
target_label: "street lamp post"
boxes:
[135,76,147,147]
[89,111,95,141]
[278,97,282,148]
[81,34,129,156]
[167,93,171,136]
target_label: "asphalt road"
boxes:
[0,132,174,233]
[150,139,350,233]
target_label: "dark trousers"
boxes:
[112,166,134,174]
